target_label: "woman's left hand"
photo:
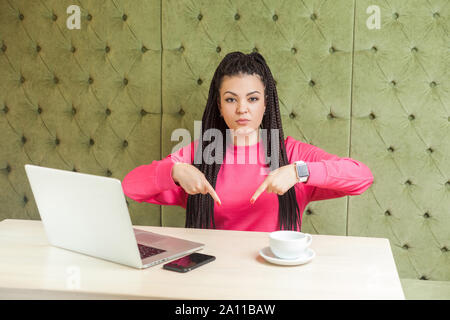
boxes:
[250,164,298,204]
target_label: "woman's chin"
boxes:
[233,126,257,136]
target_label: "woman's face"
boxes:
[217,73,266,143]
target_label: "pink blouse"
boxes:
[121,136,374,232]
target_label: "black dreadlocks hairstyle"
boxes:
[185,51,302,231]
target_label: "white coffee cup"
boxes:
[269,231,312,260]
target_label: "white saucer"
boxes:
[259,246,315,266]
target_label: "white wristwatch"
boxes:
[294,161,309,183]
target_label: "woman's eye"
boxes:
[225,97,258,102]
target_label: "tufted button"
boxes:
[234,13,240,20]
[387,146,395,152]
[87,14,92,21]
[53,76,59,84]
[89,138,95,146]
[392,12,399,20]
[55,138,60,145]
[3,104,8,114]
[405,179,412,185]
[20,76,25,83]
[371,45,377,53]
[423,212,430,218]
[88,77,93,84]
[384,210,391,216]
[179,45,184,53]
[123,78,128,85]
[197,78,202,85]
[179,108,185,116]
[140,109,147,116]
[310,13,317,20]
[6,164,11,173]
[36,45,41,52]
[71,46,76,53]
[21,135,26,144]
[272,14,278,21]
[19,13,24,20]
[37,106,42,114]
[122,14,128,21]
[141,46,148,53]
[446,180,450,187]
[429,81,437,88]
[289,112,296,119]
[23,195,28,204]
[309,80,315,87]
[419,275,428,280]
[72,167,77,172]
[411,46,418,53]
[426,147,434,154]
[327,112,335,120]
[1,44,6,52]
[106,169,112,177]
[441,247,448,253]
[402,244,409,250]
[433,12,440,18]
[369,112,376,120]
[252,47,258,53]
[306,209,313,215]
[389,80,397,87]
[105,46,110,53]
[329,46,336,54]
[123,140,128,147]
[408,114,415,121]
[291,47,297,54]
[106,108,111,116]
[72,106,76,115]
[216,46,221,53]
[197,13,203,21]
[52,14,57,21]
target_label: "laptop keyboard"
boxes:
[138,243,166,259]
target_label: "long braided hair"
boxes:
[185,51,302,231]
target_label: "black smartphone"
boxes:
[163,252,215,273]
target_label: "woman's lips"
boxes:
[236,119,250,125]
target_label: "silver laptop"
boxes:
[24,164,204,269]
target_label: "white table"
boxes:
[0,219,405,299]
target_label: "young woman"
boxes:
[122,52,373,232]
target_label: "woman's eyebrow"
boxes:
[224,91,260,96]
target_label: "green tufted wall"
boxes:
[351,0,449,287]
[0,0,448,298]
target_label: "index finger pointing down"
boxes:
[250,180,268,204]
[205,180,222,206]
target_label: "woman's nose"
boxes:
[236,103,249,113]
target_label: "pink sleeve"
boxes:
[285,136,374,202]
[121,140,198,209]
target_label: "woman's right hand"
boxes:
[171,162,222,206]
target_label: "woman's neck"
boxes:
[231,128,260,146]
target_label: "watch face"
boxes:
[297,164,309,177]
